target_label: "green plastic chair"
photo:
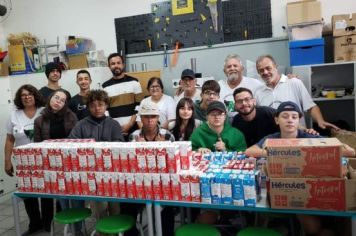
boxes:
[50,208,92,236]
[237,227,282,236]
[90,215,135,236]
[175,223,220,236]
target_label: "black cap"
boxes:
[207,101,227,114]
[181,69,195,80]
[276,101,303,117]
[45,62,62,78]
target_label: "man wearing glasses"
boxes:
[194,80,221,122]
[190,100,246,154]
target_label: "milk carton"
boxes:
[200,173,213,204]
[231,174,245,206]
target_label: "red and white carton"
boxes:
[70,148,79,172]
[57,171,66,194]
[103,172,112,196]
[112,147,121,172]
[48,149,57,171]
[94,147,104,172]
[23,170,32,192]
[56,149,64,171]
[161,173,172,200]
[146,147,157,173]
[156,147,167,173]
[136,146,148,173]
[120,147,130,173]
[111,173,120,197]
[50,171,58,194]
[176,141,192,170]
[152,173,162,200]
[78,148,88,171]
[143,173,153,199]
[36,171,45,193]
[88,172,96,195]
[170,174,181,201]
[13,148,23,170]
[21,149,29,170]
[72,172,82,195]
[16,170,24,192]
[128,146,138,173]
[118,173,127,198]
[135,173,145,199]
[27,149,36,171]
[166,144,180,173]
[44,171,51,193]
[125,173,137,199]
[95,172,104,196]
[61,147,72,172]
[102,148,113,172]
[30,170,38,192]
[80,172,89,195]
[65,172,74,195]
[42,148,50,170]
[190,173,201,202]
[179,171,191,201]
[87,148,96,171]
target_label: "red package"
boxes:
[13,148,22,170]
[44,171,51,193]
[95,172,104,196]
[143,173,153,200]
[47,149,57,171]
[136,147,148,173]
[86,148,96,171]
[125,173,137,199]
[30,170,38,192]
[111,173,120,197]
[65,172,74,195]
[179,172,191,201]
[63,148,74,171]
[95,148,104,172]
[134,173,145,199]
[21,149,29,170]
[70,150,79,172]
[120,148,129,173]
[55,149,63,171]
[37,171,45,193]
[177,141,192,170]
[72,172,82,195]
[161,173,172,200]
[128,147,137,173]
[102,148,113,172]
[57,171,66,194]
[88,172,97,195]
[23,170,32,192]
[112,148,121,172]
[103,173,112,196]
[50,171,58,194]
[156,148,167,173]
[146,148,157,173]
[189,173,201,202]
[170,174,181,201]
[78,148,88,171]
[152,173,162,200]
[166,145,180,173]
[118,173,127,198]
[16,170,24,191]
[27,149,36,171]
[80,172,89,195]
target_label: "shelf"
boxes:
[313,95,355,102]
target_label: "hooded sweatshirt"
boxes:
[189,122,246,152]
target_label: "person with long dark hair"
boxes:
[170,97,201,141]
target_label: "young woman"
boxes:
[4,84,45,235]
[137,77,176,129]
[169,97,201,141]
[33,89,78,232]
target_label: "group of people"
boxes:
[3,52,355,236]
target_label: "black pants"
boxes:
[24,197,54,231]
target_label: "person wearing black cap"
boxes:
[245,101,355,236]
[39,62,71,101]
[174,69,201,103]
[189,100,246,153]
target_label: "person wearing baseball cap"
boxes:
[190,100,246,154]
[174,69,201,103]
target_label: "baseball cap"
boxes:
[139,100,159,116]
[181,69,195,80]
[276,101,303,117]
[207,101,227,114]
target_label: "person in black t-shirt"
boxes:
[68,69,91,120]
[232,87,278,147]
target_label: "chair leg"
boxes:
[64,224,69,236]
[82,220,87,235]
[90,229,96,236]
[50,220,55,236]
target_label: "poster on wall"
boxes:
[172,0,194,15]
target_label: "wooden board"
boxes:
[126,70,161,97]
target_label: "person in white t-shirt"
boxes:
[174,69,201,103]
[137,77,176,129]
[218,54,263,119]
[255,54,338,130]
[4,84,45,235]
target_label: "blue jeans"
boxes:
[59,199,85,232]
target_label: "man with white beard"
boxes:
[218,54,263,120]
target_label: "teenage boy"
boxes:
[194,80,220,122]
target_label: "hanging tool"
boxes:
[171,40,184,67]
[161,43,168,67]
[207,0,218,33]
[147,39,152,52]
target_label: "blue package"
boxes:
[231,174,245,206]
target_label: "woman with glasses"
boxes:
[33,89,77,232]
[190,100,246,153]
[136,77,175,129]
[4,84,45,235]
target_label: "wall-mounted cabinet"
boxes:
[292,62,355,131]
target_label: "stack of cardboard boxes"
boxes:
[286,0,324,66]
[332,13,356,62]
[266,138,356,211]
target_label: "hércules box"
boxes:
[268,177,356,211]
[265,138,342,178]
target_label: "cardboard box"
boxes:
[289,38,324,66]
[265,138,342,178]
[332,13,356,37]
[334,35,356,62]
[0,62,9,76]
[68,54,88,69]
[286,0,322,25]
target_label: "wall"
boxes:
[1,0,356,56]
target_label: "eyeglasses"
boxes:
[209,112,225,118]
[235,97,253,104]
[149,85,161,90]
[21,93,34,98]
[203,91,219,97]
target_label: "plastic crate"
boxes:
[289,38,324,66]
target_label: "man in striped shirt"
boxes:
[102,53,144,136]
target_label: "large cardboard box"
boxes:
[286,0,322,25]
[332,13,356,37]
[334,35,356,62]
[68,54,88,69]
[265,138,342,178]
